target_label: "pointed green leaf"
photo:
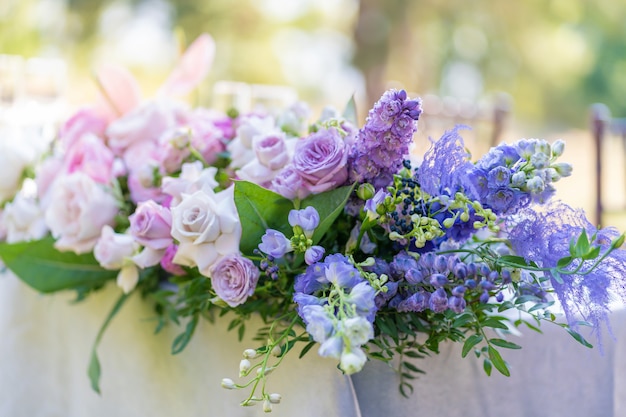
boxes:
[88,292,130,394]
[233,181,293,255]
[483,358,493,376]
[488,346,510,376]
[301,184,355,245]
[573,229,590,257]
[582,246,601,261]
[566,328,593,348]
[0,238,116,293]
[489,338,522,350]
[461,334,483,358]
[556,256,573,268]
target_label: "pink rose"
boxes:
[59,107,108,149]
[157,127,192,174]
[64,133,116,184]
[129,200,172,250]
[160,244,186,276]
[210,253,260,307]
[34,154,64,207]
[106,100,189,155]
[188,109,227,164]
[292,128,348,194]
[44,173,119,254]
[94,225,138,270]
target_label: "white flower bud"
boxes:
[269,393,282,404]
[239,359,251,376]
[551,139,565,157]
[243,348,259,359]
[271,345,282,357]
[221,378,236,389]
[263,399,273,413]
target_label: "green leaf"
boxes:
[572,229,590,258]
[483,358,493,376]
[497,255,530,268]
[461,334,483,358]
[452,312,475,328]
[481,317,509,330]
[171,314,200,354]
[582,246,601,261]
[566,328,593,348]
[88,292,131,394]
[489,338,522,350]
[342,94,358,126]
[299,341,316,359]
[233,181,293,255]
[301,184,355,245]
[556,256,573,268]
[0,237,117,293]
[550,269,564,284]
[488,346,510,376]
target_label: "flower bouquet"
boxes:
[1,33,626,413]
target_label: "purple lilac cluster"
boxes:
[348,90,422,189]
[370,251,516,314]
[293,254,378,374]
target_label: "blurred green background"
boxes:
[3,0,625,133]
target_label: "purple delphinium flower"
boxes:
[346,281,378,322]
[349,89,422,189]
[305,245,325,265]
[258,229,293,258]
[300,305,334,343]
[506,201,626,347]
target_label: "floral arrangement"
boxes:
[1,33,626,413]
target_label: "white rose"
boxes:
[162,161,218,207]
[0,138,35,203]
[45,172,119,254]
[94,225,138,270]
[171,185,241,276]
[3,193,48,243]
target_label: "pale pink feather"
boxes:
[158,33,215,98]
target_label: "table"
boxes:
[1,272,625,417]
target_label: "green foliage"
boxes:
[234,181,293,255]
[0,237,116,293]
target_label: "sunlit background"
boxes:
[2,0,626,226]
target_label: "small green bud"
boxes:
[443,218,455,228]
[356,183,376,200]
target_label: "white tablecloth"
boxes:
[1,272,625,417]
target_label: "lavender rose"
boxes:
[210,253,260,307]
[291,128,348,194]
[129,200,173,250]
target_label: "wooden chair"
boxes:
[590,103,626,227]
